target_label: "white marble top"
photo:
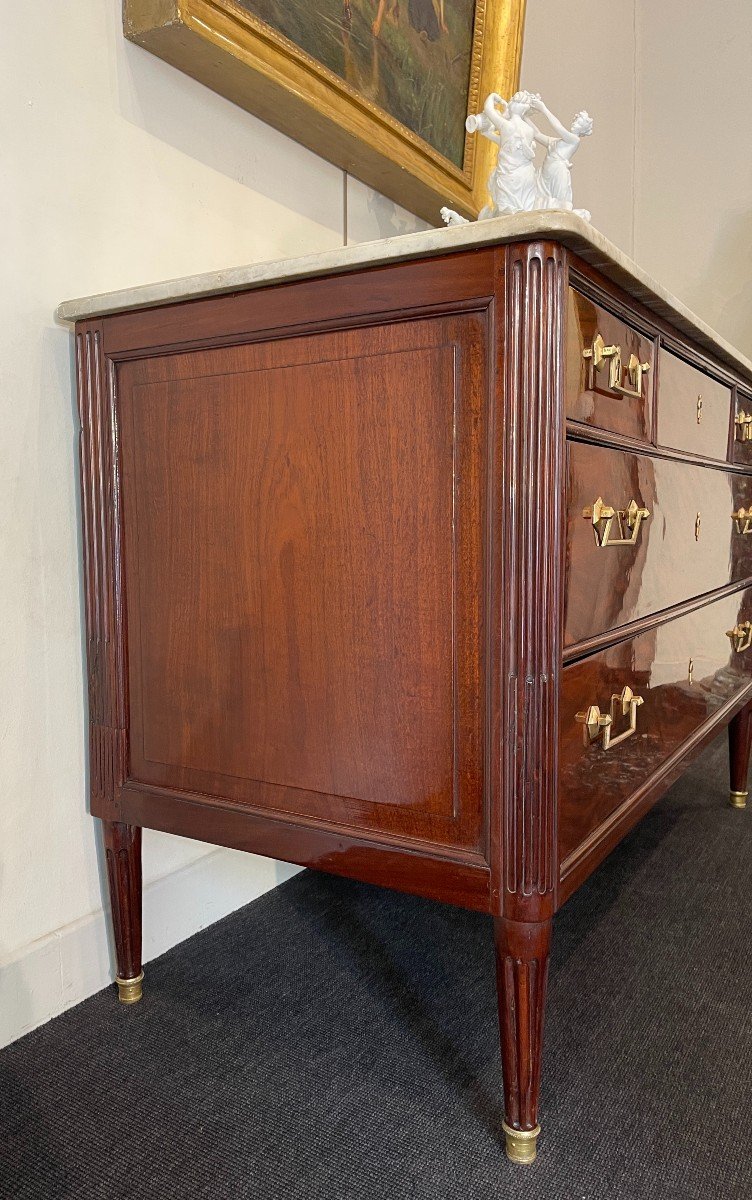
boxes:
[56,212,752,382]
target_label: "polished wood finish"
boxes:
[557,683,752,906]
[495,242,566,927]
[118,315,487,852]
[560,588,752,863]
[75,327,127,823]
[732,390,752,468]
[71,236,752,1167]
[729,700,752,799]
[494,918,551,1137]
[656,346,732,461]
[102,820,142,982]
[566,287,655,443]
[565,441,752,646]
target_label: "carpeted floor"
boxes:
[2,736,750,1200]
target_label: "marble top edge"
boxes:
[56,212,752,382]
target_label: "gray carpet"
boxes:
[2,736,750,1200]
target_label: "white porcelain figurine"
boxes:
[440,91,593,227]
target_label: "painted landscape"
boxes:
[238,0,476,166]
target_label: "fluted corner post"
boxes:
[103,821,144,1003]
[729,699,752,808]
[76,321,139,1001]
[489,242,567,1163]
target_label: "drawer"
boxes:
[559,587,752,865]
[656,347,732,460]
[566,288,655,442]
[731,390,752,466]
[565,441,752,647]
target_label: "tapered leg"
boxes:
[494,917,552,1164]
[102,820,143,1003]
[728,701,752,808]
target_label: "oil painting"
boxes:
[237,0,477,167]
[123,0,526,222]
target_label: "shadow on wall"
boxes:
[689,211,752,362]
[351,182,431,241]
[107,5,343,238]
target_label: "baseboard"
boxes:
[0,849,300,1050]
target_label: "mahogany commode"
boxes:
[59,214,752,1166]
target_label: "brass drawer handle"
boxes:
[735,410,752,442]
[575,685,644,750]
[727,622,752,653]
[583,334,650,399]
[583,497,650,547]
[732,507,752,535]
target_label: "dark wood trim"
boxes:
[76,323,129,821]
[101,251,497,359]
[568,255,752,393]
[102,820,142,982]
[557,682,752,905]
[728,700,752,797]
[568,267,661,342]
[494,917,551,1140]
[492,242,567,924]
[563,578,752,665]
[119,782,492,913]
[566,419,752,476]
[658,328,742,392]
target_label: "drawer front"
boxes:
[560,588,752,864]
[732,390,752,466]
[656,348,731,460]
[565,441,752,646]
[566,288,655,442]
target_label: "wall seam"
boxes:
[632,0,639,259]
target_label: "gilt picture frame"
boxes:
[124,0,526,223]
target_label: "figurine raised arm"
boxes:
[440,89,594,227]
[530,97,594,219]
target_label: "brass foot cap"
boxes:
[116,970,144,1004]
[730,789,748,809]
[502,1121,541,1165]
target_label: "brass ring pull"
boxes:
[732,507,752,535]
[583,497,650,547]
[583,334,650,399]
[575,685,644,750]
[727,622,752,653]
[735,410,752,442]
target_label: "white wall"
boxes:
[0,0,425,1049]
[522,0,637,255]
[523,0,752,360]
[634,2,752,358]
[3,0,751,1048]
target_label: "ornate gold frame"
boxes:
[124,0,526,223]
